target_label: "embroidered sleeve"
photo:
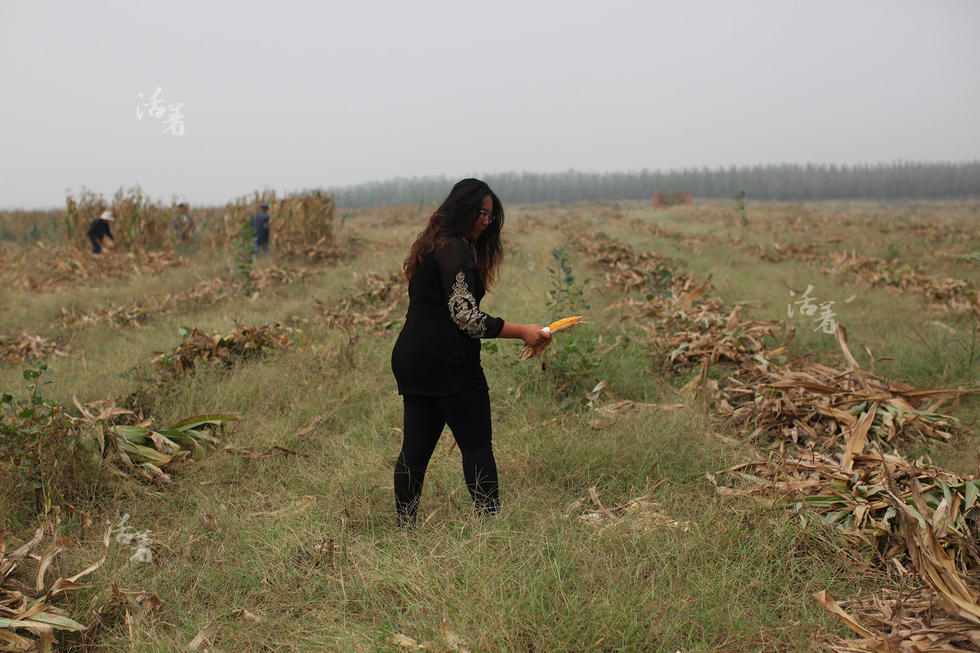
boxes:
[448,271,488,337]
[435,238,503,339]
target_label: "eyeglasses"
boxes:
[478,208,495,223]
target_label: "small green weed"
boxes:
[735,189,748,226]
[544,247,601,407]
[0,362,74,514]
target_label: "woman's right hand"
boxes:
[522,324,552,348]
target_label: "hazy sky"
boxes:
[3,0,978,209]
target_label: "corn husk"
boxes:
[518,315,583,361]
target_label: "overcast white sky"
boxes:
[2,0,978,209]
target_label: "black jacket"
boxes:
[391,237,504,396]
[86,218,114,240]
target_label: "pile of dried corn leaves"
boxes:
[316,271,404,331]
[828,251,980,316]
[0,333,67,364]
[154,322,304,376]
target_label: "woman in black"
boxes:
[391,178,550,528]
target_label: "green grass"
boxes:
[0,199,977,651]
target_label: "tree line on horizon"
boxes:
[328,162,980,207]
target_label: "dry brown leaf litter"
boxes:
[316,271,404,332]
[0,333,68,364]
[58,267,311,330]
[15,244,186,293]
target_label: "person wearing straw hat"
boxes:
[87,210,115,254]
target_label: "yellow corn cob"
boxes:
[519,315,583,361]
[545,315,582,334]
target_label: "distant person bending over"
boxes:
[251,203,271,255]
[87,210,115,254]
[390,178,551,529]
[173,202,195,242]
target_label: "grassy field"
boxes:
[1,198,978,651]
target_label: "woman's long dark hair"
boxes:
[403,178,505,287]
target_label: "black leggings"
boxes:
[394,382,500,527]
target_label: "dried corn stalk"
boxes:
[710,447,980,569]
[1,520,111,653]
[719,326,969,449]
[814,587,980,652]
[813,483,980,651]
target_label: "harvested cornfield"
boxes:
[57,267,313,330]
[0,198,977,652]
[568,229,678,295]
[749,240,826,264]
[568,223,979,650]
[826,251,980,316]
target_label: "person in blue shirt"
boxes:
[250,203,271,255]
[173,203,195,243]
